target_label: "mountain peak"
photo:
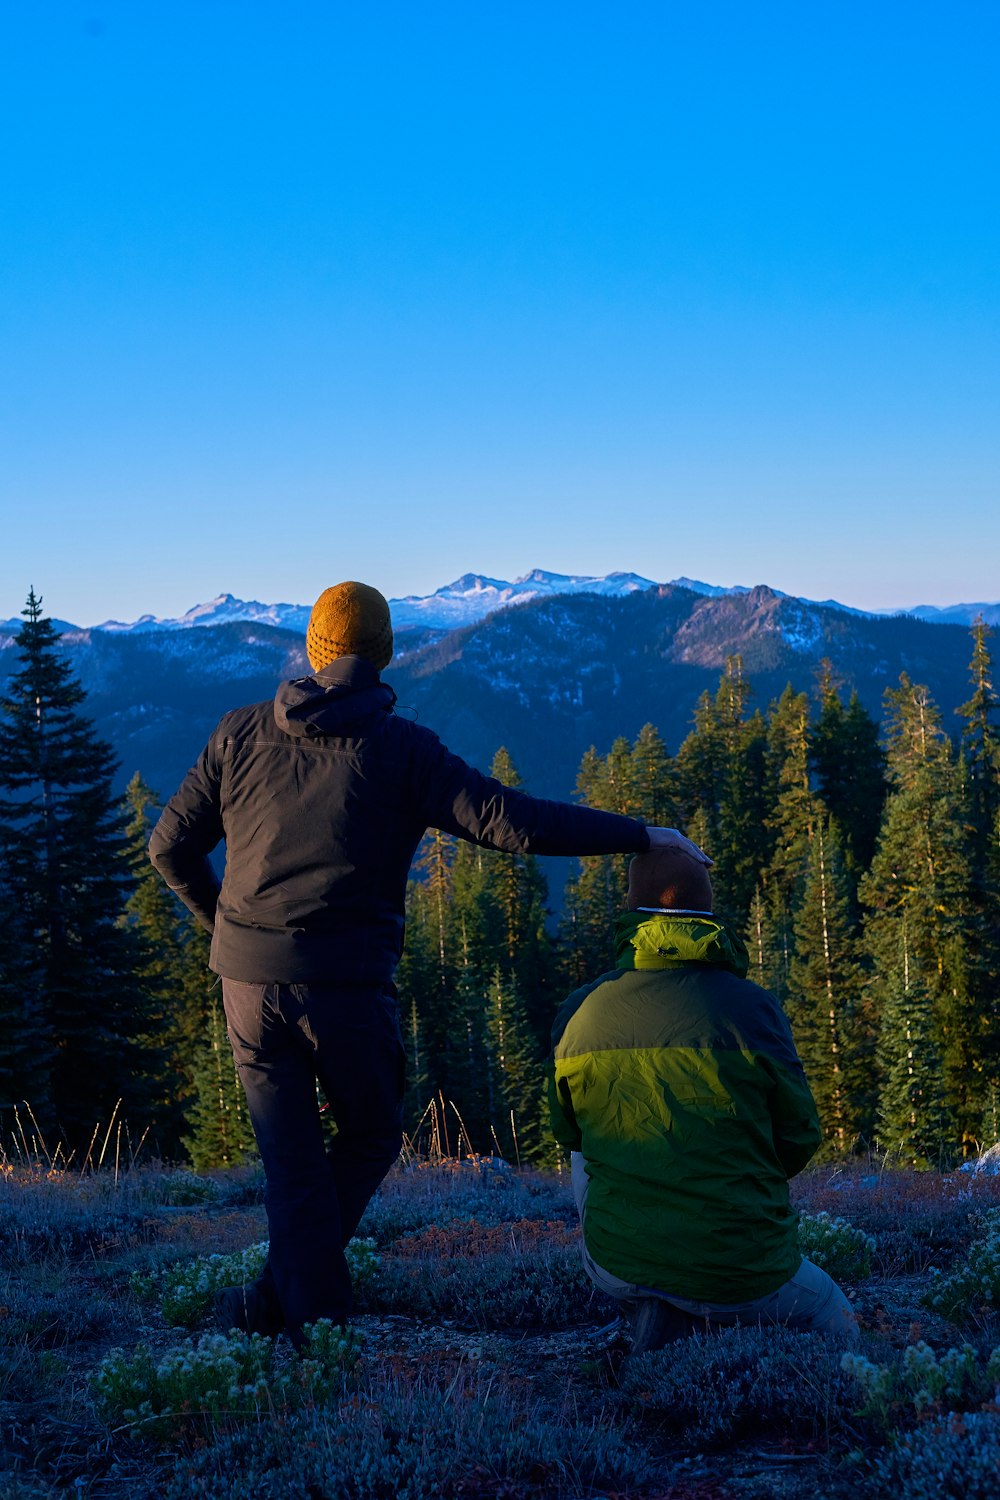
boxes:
[435,573,511,596]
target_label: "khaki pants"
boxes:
[570,1152,858,1342]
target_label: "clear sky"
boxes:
[2,2,998,625]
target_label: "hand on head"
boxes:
[644,827,713,867]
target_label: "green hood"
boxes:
[614,910,750,978]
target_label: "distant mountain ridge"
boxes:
[3,568,999,641]
[0,580,985,819]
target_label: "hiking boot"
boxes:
[214,1280,284,1338]
[629,1296,695,1355]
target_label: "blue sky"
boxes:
[2,2,998,624]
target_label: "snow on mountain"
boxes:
[4,573,997,645]
[388,569,658,629]
[0,616,80,641]
[669,576,751,599]
[93,594,312,634]
[907,601,1000,628]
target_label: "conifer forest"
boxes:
[1,588,999,1173]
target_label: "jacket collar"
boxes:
[274,655,396,737]
[614,909,750,977]
[314,654,383,690]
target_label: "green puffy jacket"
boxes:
[548,910,822,1302]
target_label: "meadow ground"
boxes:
[2,1146,1000,1499]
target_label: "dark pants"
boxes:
[222,979,404,1342]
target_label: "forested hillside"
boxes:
[0,582,978,806]
[0,589,997,1169]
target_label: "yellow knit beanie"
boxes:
[306,582,394,672]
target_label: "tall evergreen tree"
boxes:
[395,872,445,1123]
[957,620,1000,869]
[809,663,886,881]
[404,828,457,1088]
[676,658,748,849]
[183,971,256,1170]
[765,686,821,909]
[860,676,978,1154]
[120,773,193,1153]
[787,818,865,1154]
[630,722,677,827]
[483,966,546,1163]
[479,748,556,1047]
[0,591,161,1143]
[394,749,561,1156]
[875,916,955,1168]
[955,621,1000,1140]
[677,657,769,921]
[0,868,49,1118]
[562,746,625,981]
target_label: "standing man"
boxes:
[150,581,708,1346]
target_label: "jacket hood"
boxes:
[614,910,750,977]
[274,655,396,738]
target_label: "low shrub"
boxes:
[0,1173,150,1263]
[798,1211,875,1280]
[153,1170,220,1207]
[363,1242,600,1329]
[0,1473,61,1500]
[212,1166,265,1208]
[841,1340,1000,1422]
[356,1163,577,1247]
[793,1168,996,1276]
[390,1217,579,1259]
[133,1237,379,1327]
[866,1412,1000,1498]
[92,1321,355,1441]
[163,1369,652,1499]
[0,1277,118,1345]
[619,1325,862,1445]
[924,1209,1000,1322]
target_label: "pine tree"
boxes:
[860,676,978,1155]
[183,974,256,1170]
[745,886,770,990]
[809,663,886,881]
[0,591,161,1143]
[955,621,1000,1142]
[630,722,677,827]
[395,875,440,1124]
[765,686,822,912]
[120,773,192,1153]
[404,829,457,1096]
[787,818,866,1154]
[676,659,748,850]
[448,910,491,1145]
[957,620,1000,869]
[744,883,796,1006]
[875,917,955,1168]
[483,966,546,1163]
[562,746,626,982]
[677,657,769,921]
[0,869,49,1117]
[480,748,556,1048]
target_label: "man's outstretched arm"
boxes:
[414,732,711,862]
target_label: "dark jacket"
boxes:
[549,910,822,1301]
[149,656,650,985]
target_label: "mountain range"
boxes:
[0,574,989,815]
[3,567,999,641]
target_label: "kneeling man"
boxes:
[548,848,858,1351]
